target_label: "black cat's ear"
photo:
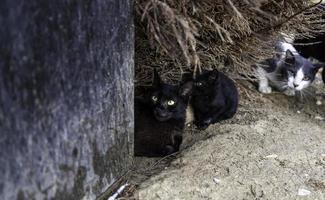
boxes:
[209,69,219,81]
[181,72,193,83]
[285,50,295,65]
[179,81,193,97]
[152,68,161,88]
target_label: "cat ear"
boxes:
[179,81,192,97]
[312,63,324,74]
[152,68,161,88]
[209,69,219,81]
[314,63,324,70]
[181,72,193,82]
[285,50,295,65]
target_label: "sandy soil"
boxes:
[126,71,325,200]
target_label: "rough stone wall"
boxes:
[0,0,134,199]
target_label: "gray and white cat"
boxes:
[255,42,322,96]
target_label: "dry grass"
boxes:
[135,0,324,85]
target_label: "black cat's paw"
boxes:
[203,118,212,125]
[195,118,211,130]
[162,145,176,156]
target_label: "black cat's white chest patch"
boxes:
[185,104,194,124]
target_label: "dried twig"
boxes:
[135,0,324,86]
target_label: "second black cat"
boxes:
[190,70,238,130]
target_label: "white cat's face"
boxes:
[287,68,311,91]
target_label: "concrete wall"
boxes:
[0,0,134,199]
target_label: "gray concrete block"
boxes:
[0,0,134,199]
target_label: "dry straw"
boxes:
[135,0,325,86]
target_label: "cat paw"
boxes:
[195,119,211,130]
[203,118,212,125]
[196,124,209,130]
[284,89,295,96]
[162,145,176,156]
[258,86,272,94]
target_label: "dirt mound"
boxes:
[134,75,325,200]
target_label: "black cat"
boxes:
[190,69,238,130]
[134,70,192,157]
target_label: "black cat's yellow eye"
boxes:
[152,96,158,102]
[167,100,175,106]
[302,76,310,81]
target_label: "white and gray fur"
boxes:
[255,42,322,96]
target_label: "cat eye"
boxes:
[167,100,175,106]
[195,82,203,87]
[302,76,310,81]
[152,96,158,102]
[288,69,294,74]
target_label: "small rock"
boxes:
[297,110,301,114]
[265,154,278,159]
[316,100,322,106]
[315,116,324,121]
[321,154,325,162]
[213,177,221,184]
[298,188,311,196]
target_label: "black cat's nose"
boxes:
[293,83,299,87]
[157,111,167,117]
[153,108,170,122]
[154,108,168,117]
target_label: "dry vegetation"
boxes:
[135,0,324,86]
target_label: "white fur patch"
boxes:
[277,42,299,59]
[287,75,294,88]
[294,68,311,91]
[295,68,304,83]
[284,88,295,96]
[281,33,295,43]
[280,42,298,54]
[185,104,195,124]
[256,67,272,94]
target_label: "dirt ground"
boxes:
[124,71,325,200]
